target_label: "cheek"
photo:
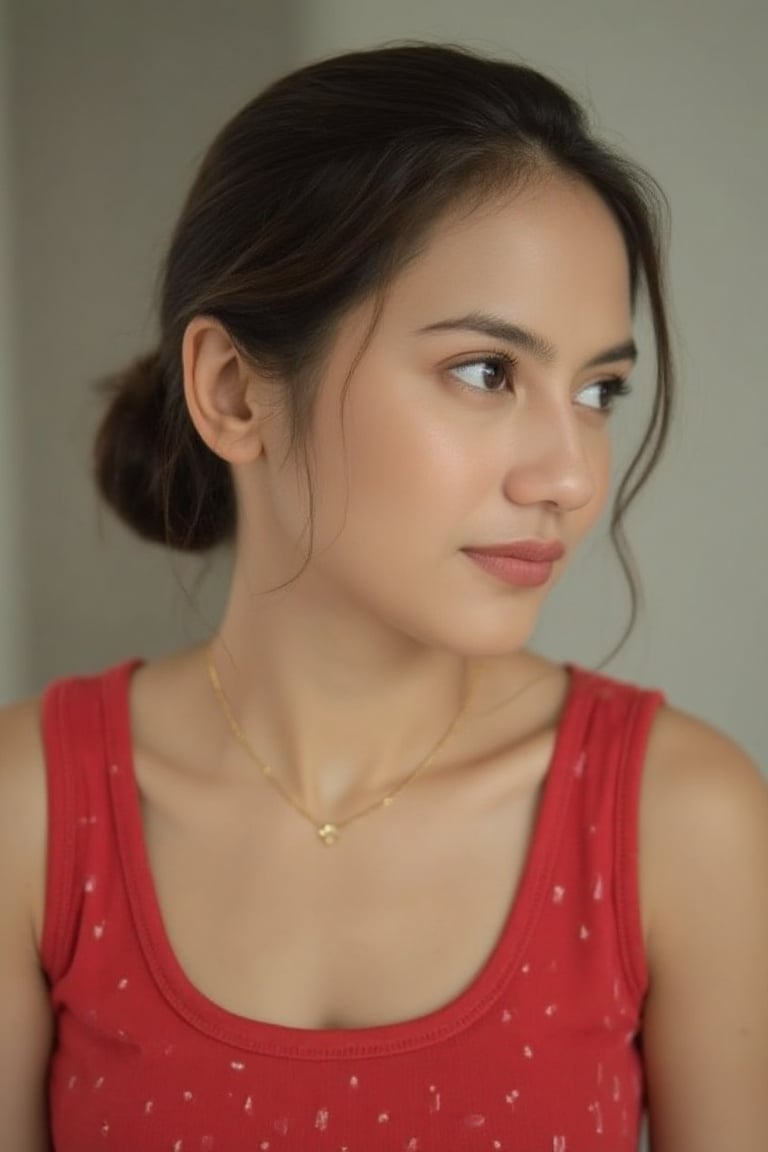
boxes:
[343,383,474,509]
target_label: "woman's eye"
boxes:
[448,355,515,394]
[577,377,632,413]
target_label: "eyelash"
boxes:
[448,350,633,413]
[448,351,518,395]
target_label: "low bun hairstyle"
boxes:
[94,350,234,550]
[94,42,673,648]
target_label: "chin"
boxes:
[453,622,540,660]
[406,601,543,660]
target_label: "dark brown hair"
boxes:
[94,42,673,655]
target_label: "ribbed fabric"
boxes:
[42,660,664,1151]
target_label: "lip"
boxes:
[462,539,564,589]
[463,539,565,562]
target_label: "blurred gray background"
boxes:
[1,0,766,785]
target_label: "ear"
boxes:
[182,316,267,464]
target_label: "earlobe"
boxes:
[182,316,265,464]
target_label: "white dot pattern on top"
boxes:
[40,661,665,1150]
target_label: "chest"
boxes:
[139,739,552,1031]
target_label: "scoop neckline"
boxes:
[104,658,591,1059]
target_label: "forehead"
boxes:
[372,174,632,356]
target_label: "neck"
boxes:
[206,563,481,819]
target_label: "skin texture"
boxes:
[0,172,766,1151]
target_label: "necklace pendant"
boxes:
[317,823,339,846]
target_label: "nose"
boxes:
[501,392,599,512]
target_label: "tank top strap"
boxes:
[560,665,666,1002]
[40,660,142,983]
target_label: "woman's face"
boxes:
[248,174,636,656]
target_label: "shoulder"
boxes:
[0,699,55,1141]
[641,701,766,856]
[639,699,767,959]
[0,695,48,830]
[636,703,768,1145]
[0,695,48,951]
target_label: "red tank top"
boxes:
[42,660,664,1151]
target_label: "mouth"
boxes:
[462,539,565,562]
[461,540,564,588]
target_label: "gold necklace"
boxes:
[205,644,477,846]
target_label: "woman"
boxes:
[0,42,765,1152]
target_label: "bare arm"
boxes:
[0,699,54,1152]
[640,706,768,1151]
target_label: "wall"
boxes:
[0,0,25,700]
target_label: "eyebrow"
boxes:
[415,312,638,370]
